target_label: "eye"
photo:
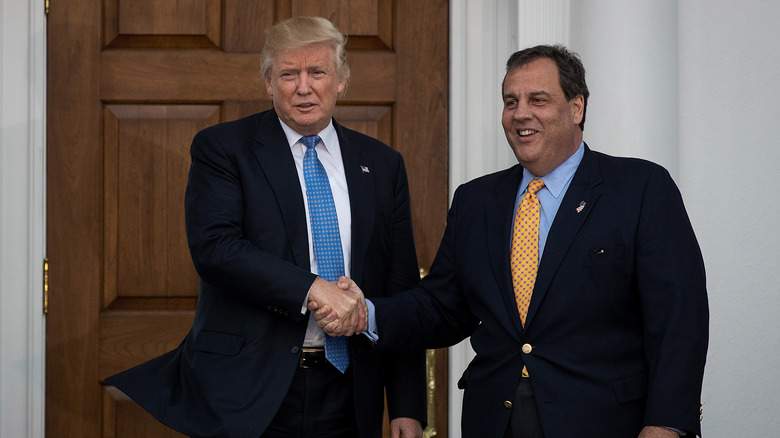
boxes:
[281,72,295,80]
[504,99,517,108]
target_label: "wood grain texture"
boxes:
[48,1,449,436]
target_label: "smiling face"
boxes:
[264,43,346,136]
[501,57,584,176]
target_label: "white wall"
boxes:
[679,1,780,435]
[450,1,780,437]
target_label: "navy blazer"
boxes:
[373,145,709,437]
[107,109,426,438]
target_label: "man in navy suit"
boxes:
[106,16,425,438]
[314,45,709,437]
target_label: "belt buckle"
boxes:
[298,348,324,369]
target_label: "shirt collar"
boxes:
[278,118,338,156]
[520,141,585,199]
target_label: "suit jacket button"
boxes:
[504,401,513,408]
[522,344,533,354]
[291,346,300,354]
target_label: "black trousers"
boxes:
[503,378,545,438]
[261,365,358,438]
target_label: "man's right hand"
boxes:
[307,276,367,336]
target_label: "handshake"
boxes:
[306,276,367,336]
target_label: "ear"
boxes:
[264,76,274,98]
[336,78,346,96]
[570,94,584,125]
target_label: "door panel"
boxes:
[47,1,449,436]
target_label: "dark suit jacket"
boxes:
[372,145,709,438]
[107,109,426,438]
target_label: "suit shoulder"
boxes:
[592,149,671,181]
[195,111,265,142]
[448,166,521,205]
[335,122,399,157]
[456,166,520,192]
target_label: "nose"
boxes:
[296,73,312,94]
[511,101,532,121]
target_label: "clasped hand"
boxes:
[307,276,366,336]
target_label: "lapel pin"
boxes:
[576,201,586,213]
[360,165,370,174]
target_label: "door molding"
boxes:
[0,1,46,437]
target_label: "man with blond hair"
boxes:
[107,16,425,438]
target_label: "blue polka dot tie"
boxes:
[301,135,350,373]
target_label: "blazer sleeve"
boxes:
[184,129,315,319]
[373,185,482,351]
[376,154,428,423]
[636,166,709,435]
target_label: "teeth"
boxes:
[519,130,536,136]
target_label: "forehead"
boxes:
[503,58,562,95]
[273,43,336,69]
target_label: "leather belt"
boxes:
[298,348,330,369]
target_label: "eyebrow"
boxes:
[503,90,552,100]
[528,91,552,98]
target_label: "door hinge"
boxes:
[43,257,49,314]
[45,0,50,15]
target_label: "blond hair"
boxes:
[261,16,350,97]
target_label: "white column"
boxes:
[516,0,570,48]
[450,0,517,192]
[0,0,47,437]
[449,1,570,436]
[570,0,679,177]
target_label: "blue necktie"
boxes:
[301,135,350,373]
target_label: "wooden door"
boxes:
[46,1,448,437]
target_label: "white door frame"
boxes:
[0,0,47,437]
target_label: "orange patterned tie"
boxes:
[511,179,545,327]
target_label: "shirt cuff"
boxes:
[361,299,379,343]
[301,281,315,315]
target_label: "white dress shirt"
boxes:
[279,119,352,347]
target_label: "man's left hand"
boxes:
[638,426,681,438]
[390,417,423,438]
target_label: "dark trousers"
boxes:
[261,365,358,438]
[503,378,545,438]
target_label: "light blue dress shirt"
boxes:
[516,142,584,258]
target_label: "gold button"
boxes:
[522,344,533,354]
[504,401,513,408]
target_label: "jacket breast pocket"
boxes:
[584,243,626,267]
[193,330,244,356]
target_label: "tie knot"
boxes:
[300,135,322,150]
[527,179,545,195]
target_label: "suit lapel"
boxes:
[524,146,603,328]
[251,111,311,269]
[335,122,374,285]
[486,165,527,337]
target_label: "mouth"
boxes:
[518,129,537,137]
[296,102,317,110]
